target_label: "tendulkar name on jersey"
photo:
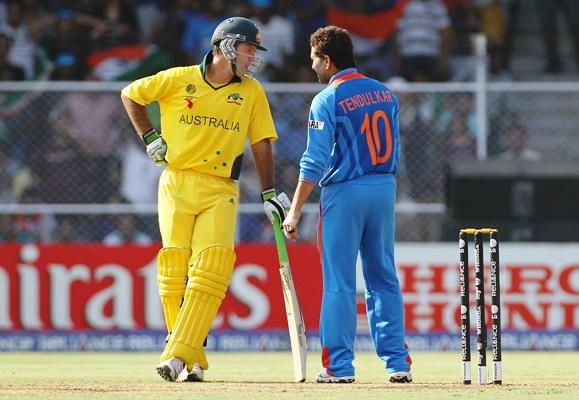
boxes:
[337,89,394,114]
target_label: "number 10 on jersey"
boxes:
[360,110,393,166]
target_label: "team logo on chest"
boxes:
[184,84,197,109]
[227,92,244,106]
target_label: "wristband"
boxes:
[141,128,161,145]
[261,188,276,202]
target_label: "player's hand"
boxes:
[261,188,290,227]
[142,128,167,165]
[282,212,299,240]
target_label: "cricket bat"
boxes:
[272,214,307,382]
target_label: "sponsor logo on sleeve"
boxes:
[308,120,325,130]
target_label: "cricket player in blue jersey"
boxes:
[282,26,412,384]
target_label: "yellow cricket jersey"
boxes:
[121,52,277,179]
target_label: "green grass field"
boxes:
[0,352,577,400]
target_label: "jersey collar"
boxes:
[328,68,358,86]
[200,51,241,88]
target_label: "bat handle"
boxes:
[272,214,289,264]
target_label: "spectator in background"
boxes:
[0,143,17,202]
[433,92,476,139]
[0,32,24,80]
[134,0,161,43]
[252,0,295,81]
[150,0,190,66]
[393,0,451,81]
[0,0,38,79]
[86,191,127,241]
[401,92,477,203]
[437,110,476,189]
[442,112,477,160]
[397,90,439,201]
[472,0,506,51]
[535,0,579,73]
[292,0,327,67]
[499,122,541,161]
[13,186,56,242]
[180,1,227,65]
[500,0,519,73]
[37,9,101,78]
[49,83,123,201]
[32,115,90,203]
[49,215,85,243]
[50,52,82,80]
[82,0,139,50]
[0,142,31,203]
[0,214,17,242]
[446,4,483,81]
[103,214,152,245]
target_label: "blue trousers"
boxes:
[318,174,410,377]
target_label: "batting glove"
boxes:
[142,128,167,165]
[262,188,290,227]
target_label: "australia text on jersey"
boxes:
[179,114,240,132]
[337,89,393,114]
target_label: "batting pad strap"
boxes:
[157,247,190,295]
[158,276,187,296]
[192,245,236,277]
[187,246,236,298]
[188,271,230,299]
[157,247,191,334]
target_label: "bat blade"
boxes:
[279,261,307,382]
[272,214,307,382]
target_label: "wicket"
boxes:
[459,228,502,385]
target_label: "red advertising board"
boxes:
[1,242,579,335]
[0,243,322,332]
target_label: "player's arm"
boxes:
[282,179,314,240]
[251,139,290,227]
[283,94,334,239]
[250,139,275,190]
[121,93,166,165]
[120,94,153,135]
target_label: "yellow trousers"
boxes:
[157,166,238,371]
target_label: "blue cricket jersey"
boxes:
[299,68,401,186]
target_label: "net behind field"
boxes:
[1,81,579,243]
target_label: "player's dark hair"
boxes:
[310,26,356,70]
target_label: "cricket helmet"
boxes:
[211,17,267,51]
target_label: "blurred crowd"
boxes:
[3,0,576,84]
[1,0,574,244]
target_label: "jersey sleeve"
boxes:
[299,91,335,185]
[247,82,277,144]
[121,69,175,105]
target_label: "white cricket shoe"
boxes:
[316,368,355,383]
[156,358,185,382]
[389,371,412,383]
[182,363,205,382]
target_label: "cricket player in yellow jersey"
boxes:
[120,17,290,382]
